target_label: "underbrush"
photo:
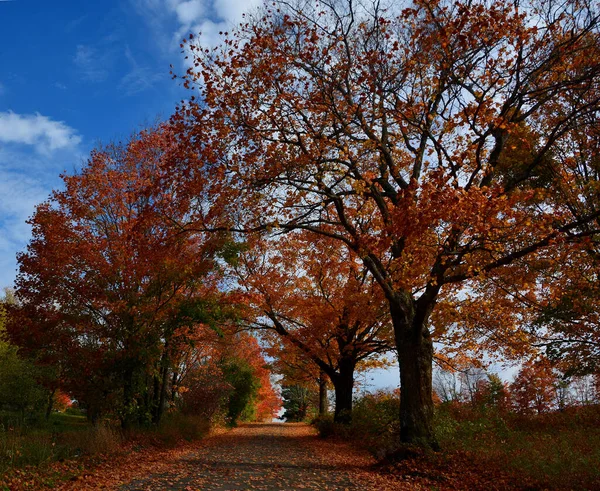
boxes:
[0,413,122,474]
[436,403,600,489]
[315,392,600,489]
[0,410,211,477]
[314,390,400,458]
[137,412,211,446]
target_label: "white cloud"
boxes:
[0,168,52,288]
[74,44,110,82]
[133,0,263,53]
[0,111,81,155]
[174,0,204,25]
[213,0,262,24]
[0,113,83,287]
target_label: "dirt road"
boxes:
[119,422,404,490]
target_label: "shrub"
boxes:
[313,414,337,438]
[313,390,401,458]
[153,413,210,445]
[350,390,401,458]
[63,424,122,456]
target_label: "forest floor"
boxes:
[117,422,405,491]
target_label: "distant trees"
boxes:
[434,362,600,414]
[281,385,311,422]
[236,233,394,422]
[0,291,48,418]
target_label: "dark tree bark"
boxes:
[45,387,56,420]
[331,357,355,424]
[153,356,170,424]
[318,371,328,416]
[391,299,439,449]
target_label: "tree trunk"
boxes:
[332,358,355,423]
[392,301,439,449]
[122,368,135,429]
[318,371,328,416]
[45,388,56,420]
[171,371,178,402]
[153,361,170,425]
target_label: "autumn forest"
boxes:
[2,0,600,489]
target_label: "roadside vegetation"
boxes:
[307,371,600,490]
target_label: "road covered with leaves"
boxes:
[119,423,403,491]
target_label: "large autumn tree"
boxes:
[171,0,600,447]
[9,125,228,426]
[236,232,393,422]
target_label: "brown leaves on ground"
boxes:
[2,423,554,490]
[0,432,220,490]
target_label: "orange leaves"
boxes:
[10,125,228,423]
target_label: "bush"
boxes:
[313,390,401,458]
[67,424,122,455]
[313,414,337,438]
[153,413,210,445]
[221,358,260,426]
[350,390,401,458]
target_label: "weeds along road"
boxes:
[119,422,405,491]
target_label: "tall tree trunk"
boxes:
[318,371,328,416]
[332,357,355,423]
[122,368,135,429]
[170,371,179,402]
[391,300,439,449]
[154,360,170,425]
[45,388,56,420]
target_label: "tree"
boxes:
[281,384,312,422]
[0,292,48,419]
[172,0,600,447]
[236,232,393,422]
[511,359,559,414]
[8,126,226,426]
[267,343,330,417]
[219,332,281,425]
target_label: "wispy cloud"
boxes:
[0,111,81,154]
[172,0,204,26]
[65,14,88,32]
[74,44,110,82]
[119,46,164,96]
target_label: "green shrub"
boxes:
[221,358,260,426]
[350,390,401,458]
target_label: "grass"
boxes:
[0,410,122,474]
[315,393,600,489]
[0,409,211,479]
[435,404,600,489]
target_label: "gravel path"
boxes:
[119,422,404,491]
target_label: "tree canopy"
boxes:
[170,0,600,447]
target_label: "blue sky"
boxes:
[0,0,267,288]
